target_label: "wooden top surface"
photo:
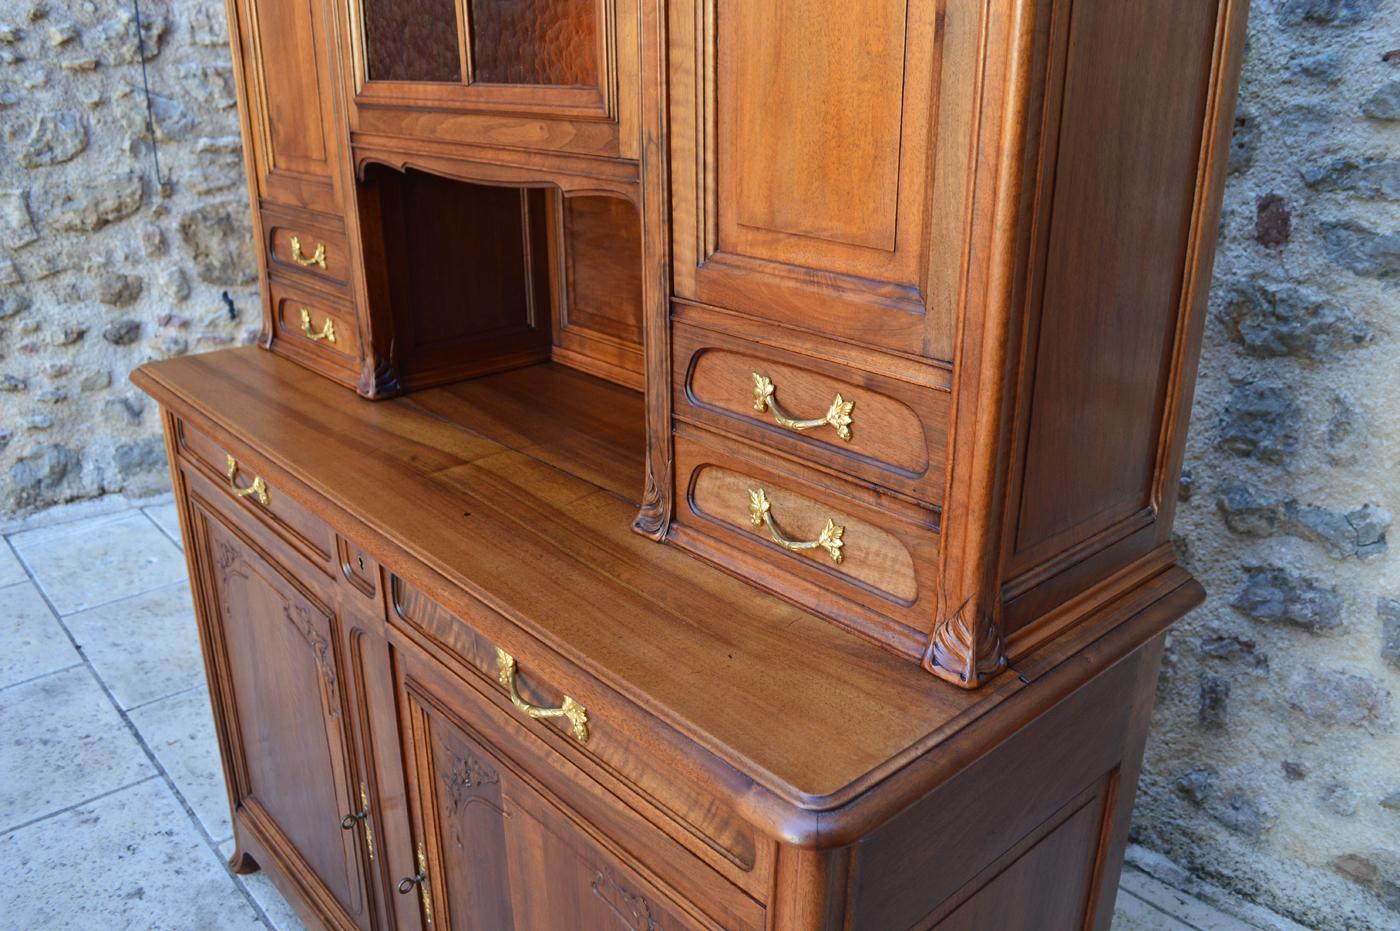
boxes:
[135,348,1195,832]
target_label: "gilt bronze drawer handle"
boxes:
[289,235,327,269]
[752,373,854,441]
[495,648,590,744]
[299,307,337,343]
[396,843,432,923]
[748,487,845,564]
[224,455,269,506]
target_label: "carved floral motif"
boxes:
[441,750,502,818]
[591,868,658,931]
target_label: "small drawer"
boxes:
[386,576,770,900]
[673,322,949,505]
[270,280,359,366]
[175,418,336,574]
[264,207,351,290]
[672,430,938,660]
[337,535,378,598]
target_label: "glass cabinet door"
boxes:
[360,0,600,88]
[347,0,636,162]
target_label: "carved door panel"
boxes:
[229,0,343,214]
[389,647,697,930]
[670,0,956,357]
[189,500,372,929]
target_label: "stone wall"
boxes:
[0,0,259,513]
[1,0,1398,927]
[1132,1,1400,927]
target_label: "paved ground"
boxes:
[0,496,1305,930]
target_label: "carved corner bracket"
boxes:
[924,603,1007,688]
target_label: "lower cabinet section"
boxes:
[167,410,1162,931]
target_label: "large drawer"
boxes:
[389,627,766,931]
[174,417,336,576]
[671,429,939,660]
[673,320,949,506]
[385,576,772,901]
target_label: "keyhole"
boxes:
[357,555,365,571]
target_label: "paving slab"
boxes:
[0,581,80,688]
[0,665,154,832]
[10,511,187,616]
[0,778,264,931]
[65,581,203,710]
[130,687,233,842]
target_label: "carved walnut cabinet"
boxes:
[132,0,1249,927]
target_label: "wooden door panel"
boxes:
[192,500,369,926]
[234,0,340,213]
[503,795,695,931]
[673,0,942,355]
[724,0,907,259]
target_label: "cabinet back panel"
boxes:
[364,166,553,387]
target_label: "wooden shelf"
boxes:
[406,362,647,508]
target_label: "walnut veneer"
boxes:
[132,0,1248,927]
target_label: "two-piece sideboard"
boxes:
[132,0,1249,927]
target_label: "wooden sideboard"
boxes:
[132,0,1249,927]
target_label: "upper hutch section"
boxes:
[342,0,640,171]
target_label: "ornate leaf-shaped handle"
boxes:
[496,648,589,743]
[225,455,269,506]
[752,373,854,441]
[748,487,845,564]
[299,307,337,343]
[289,235,327,269]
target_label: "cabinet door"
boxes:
[189,497,373,928]
[345,0,639,163]
[229,0,343,213]
[670,0,954,357]
[387,646,699,930]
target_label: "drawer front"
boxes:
[386,577,770,899]
[674,322,948,504]
[175,418,336,575]
[673,431,938,660]
[390,627,766,931]
[270,279,359,369]
[337,535,378,599]
[265,208,351,290]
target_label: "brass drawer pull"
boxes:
[299,307,337,343]
[495,648,589,744]
[748,487,845,564]
[753,373,854,441]
[289,235,327,269]
[225,455,269,506]
[396,843,432,923]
